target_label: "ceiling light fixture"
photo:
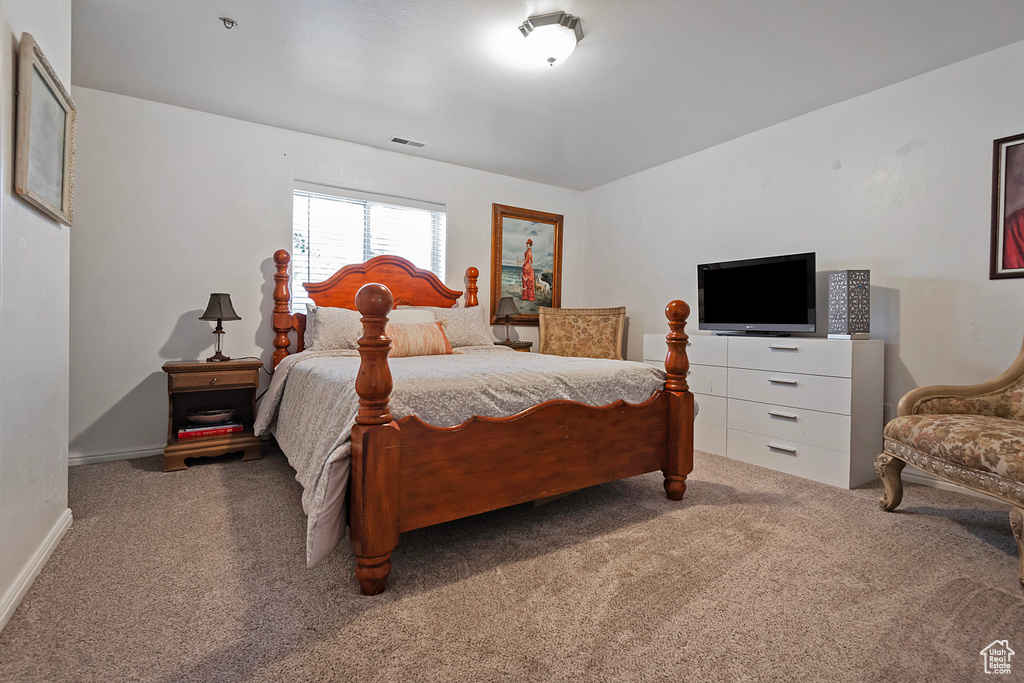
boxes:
[518,12,583,66]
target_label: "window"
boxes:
[291,184,447,311]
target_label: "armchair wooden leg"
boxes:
[1011,507,1024,589]
[875,453,906,511]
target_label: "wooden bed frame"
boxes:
[270,250,694,595]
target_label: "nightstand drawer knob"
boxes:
[211,377,218,384]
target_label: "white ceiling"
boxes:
[72,0,1024,190]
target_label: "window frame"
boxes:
[291,182,447,312]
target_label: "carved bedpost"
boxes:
[465,267,479,307]
[350,283,401,595]
[272,250,293,369]
[663,300,694,501]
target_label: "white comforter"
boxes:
[255,346,666,566]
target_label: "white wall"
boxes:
[582,40,1024,411]
[0,0,73,632]
[68,88,584,462]
[70,39,1024,470]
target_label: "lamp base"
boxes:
[207,351,232,362]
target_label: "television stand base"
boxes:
[714,331,792,337]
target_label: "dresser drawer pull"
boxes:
[768,411,798,421]
[768,345,799,351]
[768,378,799,386]
[768,443,798,454]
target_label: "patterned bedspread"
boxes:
[255,346,666,566]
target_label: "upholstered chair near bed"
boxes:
[537,306,626,360]
[876,336,1024,587]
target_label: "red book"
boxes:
[177,425,244,439]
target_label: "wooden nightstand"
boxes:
[494,340,532,352]
[161,359,264,472]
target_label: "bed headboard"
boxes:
[271,250,479,368]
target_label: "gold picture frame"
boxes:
[489,203,563,326]
[15,32,76,226]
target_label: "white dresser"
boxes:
[643,334,884,489]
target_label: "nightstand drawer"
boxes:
[168,369,258,392]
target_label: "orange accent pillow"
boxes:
[386,321,453,358]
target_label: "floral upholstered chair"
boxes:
[876,338,1024,587]
[537,306,626,360]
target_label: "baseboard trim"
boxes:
[68,445,162,466]
[904,470,992,501]
[0,508,73,634]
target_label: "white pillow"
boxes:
[303,304,316,350]
[390,309,436,324]
[412,305,494,347]
[307,305,436,351]
[309,306,362,351]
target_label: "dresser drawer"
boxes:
[726,428,850,488]
[728,337,852,377]
[689,364,727,397]
[642,334,666,362]
[694,393,727,427]
[695,423,726,456]
[727,398,850,451]
[168,369,259,392]
[643,334,727,368]
[685,335,728,367]
[727,368,851,414]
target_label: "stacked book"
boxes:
[177,421,244,440]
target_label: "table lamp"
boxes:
[495,297,519,342]
[200,293,241,362]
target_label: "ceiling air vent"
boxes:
[389,136,426,148]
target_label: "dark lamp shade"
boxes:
[200,293,241,321]
[495,297,519,317]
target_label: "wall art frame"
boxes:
[15,32,76,226]
[990,132,1024,279]
[490,203,563,326]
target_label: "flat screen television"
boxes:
[697,252,816,335]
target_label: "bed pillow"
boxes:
[303,304,317,350]
[308,306,436,351]
[308,306,362,351]
[386,321,453,358]
[409,305,494,347]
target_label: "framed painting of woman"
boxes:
[991,132,1024,279]
[489,204,563,325]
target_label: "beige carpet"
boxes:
[1,449,1022,682]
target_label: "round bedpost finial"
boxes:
[274,249,291,266]
[665,299,689,324]
[355,282,394,318]
[664,299,690,393]
[465,267,480,307]
[354,283,395,425]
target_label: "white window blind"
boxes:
[291,185,447,311]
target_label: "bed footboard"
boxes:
[349,285,694,595]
